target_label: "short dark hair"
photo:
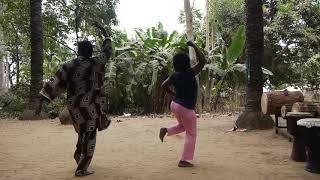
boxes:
[78,40,93,58]
[173,52,191,72]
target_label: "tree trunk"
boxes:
[204,76,213,111]
[235,0,273,130]
[15,43,20,84]
[203,0,212,112]
[5,61,9,89]
[211,28,215,51]
[184,0,202,112]
[13,25,20,85]
[29,0,44,109]
[184,0,196,63]
[75,0,80,42]
[205,0,210,52]
[8,56,13,86]
[0,61,4,92]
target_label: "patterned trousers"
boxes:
[74,129,97,171]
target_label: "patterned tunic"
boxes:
[40,55,111,132]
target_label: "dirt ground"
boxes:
[0,114,319,180]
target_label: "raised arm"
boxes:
[92,21,113,60]
[187,41,206,75]
[92,21,110,38]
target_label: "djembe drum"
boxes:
[286,112,313,162]
[297,118,320,174]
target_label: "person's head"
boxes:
[173,52,191,72]
[77,40,93,58]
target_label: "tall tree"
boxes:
[0,1,30,85]
[184,0,202,112]
[184,0,196,63]
[29,0,44,109]
[235,0,273,130]
[205,0,209,52]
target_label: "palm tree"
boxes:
[29,0,44,109]
[235,0,273,129]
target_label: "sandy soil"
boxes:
[0,114,319,180]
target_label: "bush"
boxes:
[45,95,66,114]
[0,84,28,118]
[0,84,29,113]
[0,83,66,118]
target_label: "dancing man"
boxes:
[36,22,112,177]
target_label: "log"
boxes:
[261,90,303,115]
[281,104,293,118]
[291,102,320,116]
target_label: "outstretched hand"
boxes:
[187,40,196,48]
[92,20,110,38]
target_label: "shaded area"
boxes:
[0,115,319,180]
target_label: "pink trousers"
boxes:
[167,101,197,161]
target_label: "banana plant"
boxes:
[104,23,187,113]
[133,22,186,94]
[205,25,273,109]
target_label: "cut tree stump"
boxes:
[291,102,320,116]
[261,90,303,115]
[281,104,293,118]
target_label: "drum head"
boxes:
[298,118,320,128]
[287,112,314,118]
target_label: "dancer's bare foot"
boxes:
[178,160,194,167]
[75,170,95,177]
[159,128,167,142]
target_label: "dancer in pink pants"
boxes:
[159,41,206,167]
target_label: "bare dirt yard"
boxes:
[0,114,319,180]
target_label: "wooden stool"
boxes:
[298,118,320,174]
[286,112,313,162]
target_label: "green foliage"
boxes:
[0,83,65,117]
[208,0,245,45]
[45,95,66,113]
[1,0,320,115]
[205,25,247,96]
[178,8,204,33]
[206,26,247,75]
[103,23,187,113]
[226,25,246,63]
[0,0,119,85]
[0,84,29,115]
[0,0,121,115]
[300,54,320,89]
[264,0,320,88]
[205,25,272,99]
